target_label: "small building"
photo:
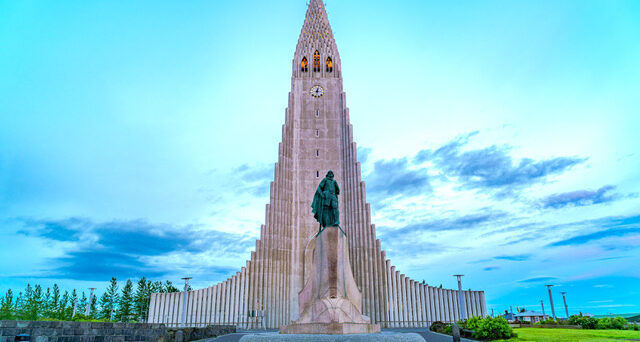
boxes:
[503,312,515,321]
[514,310,548,323]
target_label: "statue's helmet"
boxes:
[326,170,334,178]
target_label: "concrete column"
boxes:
[404,276,411,327]
[407,280,414,327]
[384,261,392,328]
[193,290,200,326]
[172,292,179,327]
[207,286,214,324]
[221,281,228,324]
[155,294,163,324]
[417,284,424,327]
[240,268,247,328]
[410,280,418,327]
[438,288,445,322]
[389,262,399,328]
[444,289,451,322]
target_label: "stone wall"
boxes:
[0,321,235,342]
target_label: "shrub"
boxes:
[473,317,514,340]
[444,324,453,334]
[611,316,628,330]
[538,318,559,325]
[465,316,483,330]
[581,317,599,329]
[568,314,582,326]
[597,317,612,329]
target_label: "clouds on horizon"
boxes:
[11,217,253,282]
[2,129,638,315]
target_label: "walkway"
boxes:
[201,328,478,342]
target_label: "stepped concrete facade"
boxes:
[147,0,486,329]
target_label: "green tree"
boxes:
[23,284,43,320]
[0,289,15,319]
[59,290,70,320]
[89,292,98,318]
[42,287,52,318]
[70,289,78,317]
[99,277,119,321]
[15,291,24,319]
[51,284,61,318]
[98,292,110,320]
[78,291,87,316]
[164,280,179,293]
[116,279,134,322]
[133,277,150,322]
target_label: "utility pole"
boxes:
[454,275,466,320]
[545,285,556,320]
[86,288,96,316]
[181,277,192,328]
[561,292,569,319]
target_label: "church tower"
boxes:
[147,0,486,328]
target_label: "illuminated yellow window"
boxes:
[313,50,320,72]
[301,57,308,72]
[326,57,333,72]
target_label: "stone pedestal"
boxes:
[280,227,380,335]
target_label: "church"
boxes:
[147,0,486,329]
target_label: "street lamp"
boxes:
[181,277,192,328]
[561,292,569,319]
[545,285,556,320]
[540,300,545,317]
[454,275,466,320]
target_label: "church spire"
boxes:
[294,0,340,77]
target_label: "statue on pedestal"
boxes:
[279,170,380,335]
[311,170,340,231]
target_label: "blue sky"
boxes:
[1,0,639,316]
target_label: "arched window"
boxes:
[313,50,320,72]
[326,57,333,73]
[301,57,308,72]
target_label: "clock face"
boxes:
[310,85,324,98]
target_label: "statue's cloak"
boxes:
[311,182,324,224]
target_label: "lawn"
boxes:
[492,328,640,342]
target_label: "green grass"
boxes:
[492,328,640,342]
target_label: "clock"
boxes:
[310,85,324,98]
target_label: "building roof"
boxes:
[515,310,545,317]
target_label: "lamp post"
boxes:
[545,285,556,320]
[181,277,192,328]
[561,292,569,319]
[541,300,545,317]
[454,275,466,320]
[86,288,96,316]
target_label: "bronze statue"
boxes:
[311,170,340,230]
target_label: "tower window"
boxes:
[315,110,319,117]
[316,149,319,157]
[301,57,308,72]
[326,57,333,72]
[313,50,320,72]
[316,129,319,137]
[316,171,319,178]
